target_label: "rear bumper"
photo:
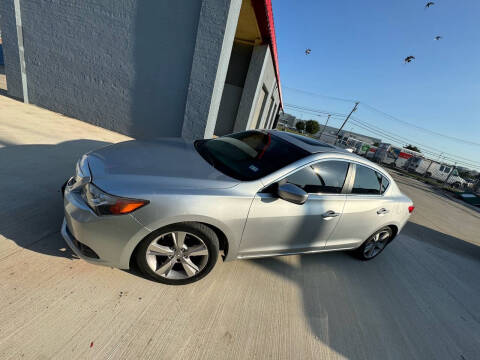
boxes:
[61,185,151,269]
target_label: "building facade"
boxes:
[0,0,282,140]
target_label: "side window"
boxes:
[352,165,382,195]
[439,165,445,172]
[380,175,390,194]
[285,161,349,194]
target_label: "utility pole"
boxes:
[336,102,359,137]
[319,114,331,138]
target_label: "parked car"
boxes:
[62,130,414,285]
[455,192,480,207]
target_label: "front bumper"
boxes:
[61,184,151,269]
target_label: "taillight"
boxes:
[408,205,415,213]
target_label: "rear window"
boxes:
[195,131,310,181]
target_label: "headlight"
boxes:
[69,155,91,191]
[81,183,149,216]
[76,155,91,179]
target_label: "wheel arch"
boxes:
[128,217,234,269]
[387,224,399,241]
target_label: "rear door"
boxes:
[326,163,394,250]
[238,160,351,258]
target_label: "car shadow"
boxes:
[249,220,480,359]
[0,139,111,260]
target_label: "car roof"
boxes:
[267,130,351,155]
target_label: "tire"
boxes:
[136,222,219,285]
[354,227,393,261]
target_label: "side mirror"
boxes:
[278,183,308,205]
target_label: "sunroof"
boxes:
[286,133,335,148]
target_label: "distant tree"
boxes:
[405,144,421,153]
[305,120,320,135]
[295,121,305,132]
[373,142,380,147]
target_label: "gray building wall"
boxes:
[1,0,281,140]
[182,0,242,141]
[233,44,279,132]
[0,0,203,138]
[0,0,22,99]
[214,41,253,136]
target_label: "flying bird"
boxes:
[404,56,415,63]
[305,48,311,55]
[425,2,435,8]
[434,35,443,40]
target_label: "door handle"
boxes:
[322,210,340,219]
[377,208,389,215]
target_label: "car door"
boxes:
[327,163,393,250]
[238,160,351,258]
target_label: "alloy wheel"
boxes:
[363,230,390,259]
[145,231,209,279]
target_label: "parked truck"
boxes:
[374,143,422,168]
[365,146,377,160]
[405,158,467,188]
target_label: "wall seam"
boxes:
[13,0,28,103]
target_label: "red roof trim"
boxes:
[252,0,283,109]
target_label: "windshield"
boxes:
[195,131,309,181]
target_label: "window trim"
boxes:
[347,163,390,197]
[260,158,354,196]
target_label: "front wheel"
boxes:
[354,227,393,260]
[136,222,219,285]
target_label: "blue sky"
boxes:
[272,0,480,170]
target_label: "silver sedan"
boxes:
[62,130,413,285]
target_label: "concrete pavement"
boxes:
[0,95,479,359]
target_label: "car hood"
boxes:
[87,138,239,195]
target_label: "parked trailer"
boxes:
[374,144,421,168]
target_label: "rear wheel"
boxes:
[355,227,393,260]
[136,222,219,285]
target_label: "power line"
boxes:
[284,87,358,103]
[359,103,480,147]
[347,118,480,170]
[283,85,480,147]
[350,116,480,167]
[284,103,347,118]
[283,102,480,169]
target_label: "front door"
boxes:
[238,160,351,258]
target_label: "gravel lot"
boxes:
[1,96,479,359]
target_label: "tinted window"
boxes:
[285,161,349,194]
[195,131,309,181]
[352,165,382,195]
[381,176,390,194]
